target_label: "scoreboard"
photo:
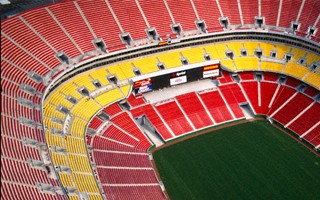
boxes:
[132,60,220,96]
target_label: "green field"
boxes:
[153,121,320,200]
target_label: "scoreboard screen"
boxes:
[170,71,187,86]
[131,60,220,96]
[203,63,220,78]
[133,78,153,96]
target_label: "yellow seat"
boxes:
[45,130,64,147]
[70,117,87,138]
[88,68,109,85]
[304,72,320,89]
[157,51,182,68]
[132,55,159,74]
[243,42,259,56]
[65,137,87,154]
[275,44,291,59]
[284,62,309,79]
[73,75,96,92]
[260,61,284,73]
[108,62,135,80]
[71,98,100,120]
[180,47,205,63]
[220,59,236,71]
[72,173,100,193]
[68,154,92,173]
[58,172,74,187]
[259,42,274,57]
[227,42,243,57]
[51,151,68,166]
[233,57,259,71]
[95,88,123,107]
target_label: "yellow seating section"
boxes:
[88,194,103,200]
[69,196,80,200]
[132,55,159,74]
[72,173,100,193]
[275,44,291,59]
[73,75,96,91]
[284,62,309,79]
[157,51,182,68]
[70,118,87,138]
[71,98,100,120]
[179,47,205,63]
[220,59,236,71]
[259,42,274,57]
[305,53,320,66]
[59,82,83,100]
[88,68,109,85]
[120,84,131,97]
[65,137,87,154]
[43,116,63,130]
[43,40,319,200]
[243,42,259,56]
[290,48,306,63]
[95,88,123,107]
[304,72,320,89]
[234,57,259,70]
[227,42,242,57]
[108,62,135,80]
[260,61,284,73]
[68,154,92,173]
[51,151,68,166]
[49,92,74,109]
[204,43,227,59]
[58,172,74,187]
[45,130,64,147]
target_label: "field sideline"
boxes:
[153,121,320,200]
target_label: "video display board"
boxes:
[170,71,187,86]
[133,78,153,96]
[203,63,220,78]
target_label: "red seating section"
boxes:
[240,71,255,80]
[241,0,258,24]
[219,83,246,118]
[288,103,320,136]
[88,116,103,129]
[111,112,151,151]
[241,81,259,113]
[127,94,146,107]
[279,0,302,28]
[104,185,165,200]
[304,86,319,97]
[131,104,173,140]
[155,100,193,136]
[49,1,95,53]
[263,72,278,82]
[219,0,241,24]
[285,77,301,88]
[94,151,151,167]
[259,82,278,114]
[103,103,122,116]
[199,90,234,123]
[176,92,213,129]
[166,0,197,31]
[218,71,234,84]
[304,127,320,146]
[109,0,147,40]
[193,0,222,31]
[2,17,59,68]
[272,93,313,125]
[139,0,173,36]
[22,8,80,57]
[77,0,123,48]
[261,0,279,26]
[267,86,297,115]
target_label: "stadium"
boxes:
[1,0,320,199]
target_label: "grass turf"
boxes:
[153,121,320,200]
